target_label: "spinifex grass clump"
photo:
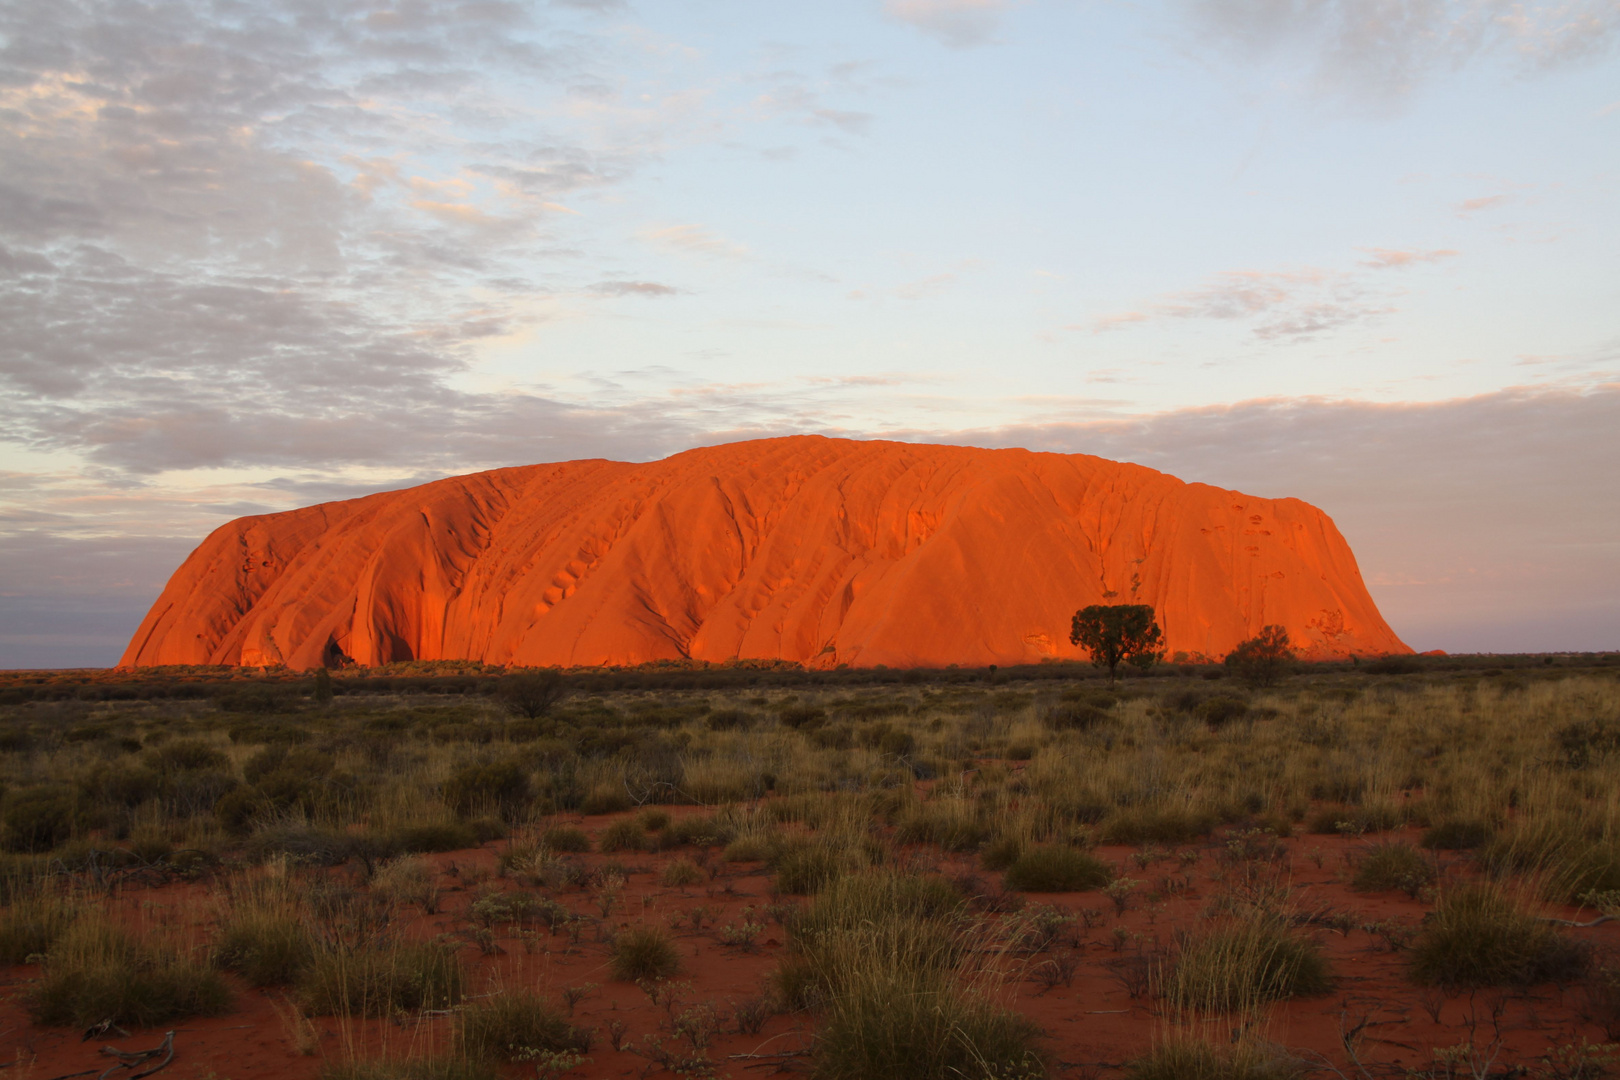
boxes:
[782,870,1044,1080]
[1160,913,1330,1012]
[0,888,77,963]
[1351,842,1436,896]
[321,1059,494,1080]
[456,990,590,1061]
[1003,845,1111,893]
[1409,884,1586,988]
[297,941,464,1016]
[609,924,681,981]
[1126,1036,1303,1080]
[214,880,315,987]
[28,913,231,1027]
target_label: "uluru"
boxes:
[119,436,1409,670]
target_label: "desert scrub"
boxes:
[1161,914,1330,1012]
[1003,845,1111,893]
[1126,1036,1303,1080]
[661,857,704,887]
[1409,885,1586,988]
[214,879,315,987]
[597,818,648,853]
[1422,819,1493,851]
[609,924,681,981]
[28,914,231,1027]
[1351,842,1436,896]
[321,1058,494,1080]
[541,824,591,852]
[456,990,590,1061]
[812,964,1045,1080]
[371,855,440,913]
[0,888,78,963]
[298,941,465,1015]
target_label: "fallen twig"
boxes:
[1540,914,1615,928]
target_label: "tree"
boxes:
[498,669,567,719]
[1224,625,1295,687]
[1069,604,1165,686]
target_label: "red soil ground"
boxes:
[5,807,1616,1079]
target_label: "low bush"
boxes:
[661,857,704,887]
[542,825,591,853]
[598,819,648,853]
[298,942,465,1015]
[29,916,231,1027]
[610,924,681,981]
[1409,885,1586,989]
[772,842,845,895]
[1351,842,1436,896]
[1003,846,1111,893]
[1196,696,1249,730]
[371,856,440,913]
[778,704,826,730]
[578,786,632,816]
[1043,701,1109,731]
[442,761,531,819]
[215,907,314,986]
[1422,819,1493,851]
[0,890,77,963]
[392,822,479,853]
[1127,1037,1304,1080]
[1161,915,1330,1012]
[1100,807,1215,845]
[2,786,78,853]
[456,989,589,1061]
[980,836,1023,872]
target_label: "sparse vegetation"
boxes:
[1409,884,1587,988]
[609,924,681,981]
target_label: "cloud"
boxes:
[588,280,681,297]
[639,223,750,259]
[1458,193,1511,214]
[1183,0,1620,104]
[1085,263,1390,340]
[883,0,1013,48]
[1359,246,1459,268]
[906,382,1620,652]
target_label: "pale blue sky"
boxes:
[2,0,1617,665]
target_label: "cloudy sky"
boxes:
[1,0,1617,667]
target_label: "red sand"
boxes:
[119,436,1407,671]
[5,811,1614,1078]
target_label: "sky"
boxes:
[1,0,1617,668]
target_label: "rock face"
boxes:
[120,436,1409,670]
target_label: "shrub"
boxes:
[1409,885,1586,989]
[147,738,231,774]
[1196,696,1250,730]
[541,825,591,853]
[813,967,1046,1080]
[1100,807,1215,845]
[1161,915,1330,1011]
[1004,846,1111,893]
[610,925,681,981]
[724,833,775,863]
[0,891,77,963]
[215,902,315,987]
[443,761,531,819]
[637,808,671,832]
[1127,1037,1304,1080]
[456,989,589,1061]
[1223,626,1295,688]
[1351,842,1436,896]
[298,941,465,1015]
[778,705,826,730]
[706,708,754,731]
[1422,819,1493,851]
[498,671,567,719]
[773,842,844,895]
[980,836,1023,872]
[661,858,705,887]
[598,819,648,853]
[578,786,632,816]
[392,822,479,853]
[28,916,231,1027]
[1,786,77,853]
[1043,701,1109,731]
[371,856,441,912]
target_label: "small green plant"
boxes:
[661,857,705,887]
[1003,846,1112,893]
[1160,914,1331,1012]
[1351,842,1436,896]
[610,924,682,982]
[298,941,465,1015]
[1409,885,1586,989]
[29,915,231,1027]
[456,989,589,1062]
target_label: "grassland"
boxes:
[2,652,1619,1078]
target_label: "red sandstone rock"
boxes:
[119,436,1409,670]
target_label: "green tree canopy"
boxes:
[1224,625,1296,687]
[1069,604,1165,686]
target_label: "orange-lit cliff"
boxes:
[119,436,1409,670]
